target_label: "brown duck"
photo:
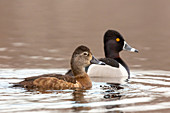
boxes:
[13,45,103,90]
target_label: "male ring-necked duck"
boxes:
[87,30,138,79]
[13,45,103,90]
[66,30,138,79]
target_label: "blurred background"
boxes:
[0,0,169,70]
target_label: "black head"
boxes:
[104,30,125,58]
[104,30,138,58]
[104,30,125,44]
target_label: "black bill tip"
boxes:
[135,49,139,53]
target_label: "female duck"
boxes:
[13,45,102,90]
[87,30,138,78]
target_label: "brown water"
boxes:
[0,0,170,113]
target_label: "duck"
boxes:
[13,45,103,90]
[66,30,138,79]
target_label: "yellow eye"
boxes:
[116,38,120,42]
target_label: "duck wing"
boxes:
[13,74,76,89]
[99,58,119,68]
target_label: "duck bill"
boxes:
[90,56,105,65]
[123,41,138,53]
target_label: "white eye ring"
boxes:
[83,52,89,56]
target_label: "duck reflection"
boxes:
[71,90,92,112]
[71,83,125,113]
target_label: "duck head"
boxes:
[104,30,138,58]
[71,45,102,76]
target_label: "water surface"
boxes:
[0,69,170,113]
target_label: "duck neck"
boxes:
[105,51,120,59]
[104,45,130,77]
[104,45,120,59]
[71,64,84,76]
[71,65,92,89]
[114,57,130,77]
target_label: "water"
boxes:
[0,69,170,113]
[0,0,170,113]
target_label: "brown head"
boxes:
[71,45,102,76]
[71,45,92,76]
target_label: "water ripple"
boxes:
[0,69,170,113]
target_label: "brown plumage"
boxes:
[13,45,101,90]
[14,74,76,89]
